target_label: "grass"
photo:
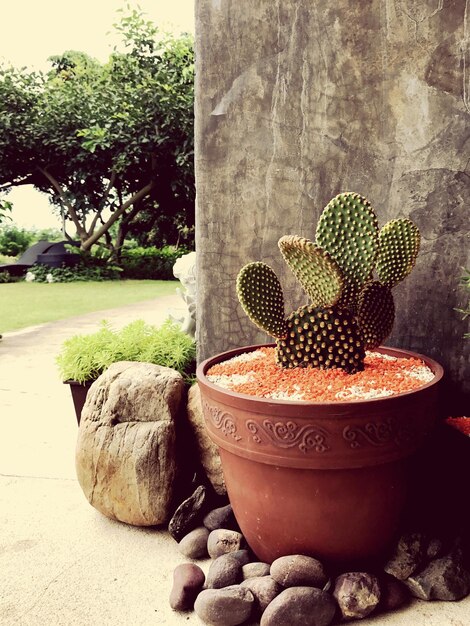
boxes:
[0,280,179,333]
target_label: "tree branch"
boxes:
[81,182,153,250]
[37,167,87,238]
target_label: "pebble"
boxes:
[204,504,238,531]
[270,554,328,588]
[333,572,381,619]
[205,554,243,589]
[169,563,205,611]
[379,575,410,612]
[405,554,470,601]
[240,575,282,616]
[178,526,210,559]
[242,561,271,579]
[168,485,207,542]
[229,549,252,566]
[207,528,245,559]
[260,586,336,626]
[383,532,426,580]
[194,585,254,625]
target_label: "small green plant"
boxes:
[57,319,196,383]
[237,192,420,373]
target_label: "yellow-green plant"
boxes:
[237,192,420,373]
[57,319,196,383]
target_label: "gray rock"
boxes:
[169,562,205,611]
[204,504,237,531]
[333,572,381,619]
[186,384,226,495]
[76,362,183,526]
[383,532,426,580]
[168,485,207,542]
[426,537,445,561]
[194,586,254,625]
[270,554,328,588]
[242,561,271,580]
[229,549,252,566]
[379,575,410,612]
[207,529,245,559]
[405,554,470,601]
[178,526,210,559]
[260,586,336,626]
[241,575,282,616]
[206,554,243,589]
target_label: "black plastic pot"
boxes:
[65,379,93,425]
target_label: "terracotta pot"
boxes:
[197,345,443,568]
[65,379,93,425]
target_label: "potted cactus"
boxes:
[197,192,443,568]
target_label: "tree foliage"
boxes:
[0,10,194,254]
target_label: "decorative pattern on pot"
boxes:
[202,399,241,442]
[246,419,330,453]
[343,418,416,449]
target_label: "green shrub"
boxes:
[0,270,21,284]
[56,319,196,383]
[28,262,122,282]
[0,226,33,257]
[120,246,189,280]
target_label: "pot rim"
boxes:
[196,343,444,408]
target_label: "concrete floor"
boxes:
[0,294,469,625]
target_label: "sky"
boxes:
[0,0,194,230]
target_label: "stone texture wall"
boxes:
[195,0,470,404]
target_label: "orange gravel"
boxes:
[207,347,434,402]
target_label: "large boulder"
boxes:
[186,384,226,495]
[76,361,184,525]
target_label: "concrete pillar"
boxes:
[195,0,470,406]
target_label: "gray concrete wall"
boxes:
[195,0,470,404]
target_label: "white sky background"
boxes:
[0,0,194,230]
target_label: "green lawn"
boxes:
[0,280,179,333]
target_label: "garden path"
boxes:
[0,296,469,625]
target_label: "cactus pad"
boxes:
[236,262,287,339]
[276,304,365,373]
[357,281,395,349]
[316,192,379,307]
[376,218,420,287]
[278,235,343,307]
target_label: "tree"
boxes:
[0,10,194,256]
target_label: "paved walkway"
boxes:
[0,296,469,625]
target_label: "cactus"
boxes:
[236,192,420,374]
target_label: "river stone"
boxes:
[241,575,283,616]
[207,529,245,559]
[178,526,210,559]
[333,572,381,619]
[76,361,183,525]
[242,561,271,580]
[383,532,426,580]
[169,562,205,611]
[270,555,328,588]
[228,549,252,566]
[168,485,207,541]
[204,504,238,531]
[187,384,226,495]
[405,554,470,601]
[194,586,254,625]
[260,586,336,626]
[379,575,410,612]
[206,554,243,589]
